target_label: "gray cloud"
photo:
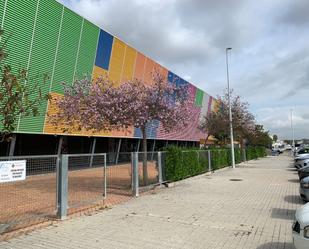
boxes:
[279,0,309,27]
[59,0,309,139]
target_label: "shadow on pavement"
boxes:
[286,167,297,171]
[271,208,295,220]
[284,195,303,204]
[256,242,293,249]
[288,178,299,183]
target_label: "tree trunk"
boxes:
[142,127,148,186]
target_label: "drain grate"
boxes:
[229,178,243,181]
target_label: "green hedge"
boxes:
[164,146,266,182]
[246,146,266,160]
[164,146,208,181]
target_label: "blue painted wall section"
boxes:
[95,29,114,70]
[133,120,160,139]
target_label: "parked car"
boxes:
[295,158,309,169]
[300,176,309,201]
[296,148,309,157]
[286,144,292,150]
[299,166,309,180]
[293,202,309,249]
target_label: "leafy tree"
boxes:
[200,90,255,147]
[247,124,272,148]
[273,134,278,142]
[0,30,49,141]
[53,72,191,184]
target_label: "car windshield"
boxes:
[298,148,309,154]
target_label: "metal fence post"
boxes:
[208,150,211,172]
[57,154,68,220]
[243,148,246,162]
[132,152,139,197]
[197,151,200,166]
[158,152,163,184]
[103,153,107,199]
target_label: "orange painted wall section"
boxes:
[133,52,146,81]
[121,45,137,82]
[143,57,155,85]
[108,38,126,86]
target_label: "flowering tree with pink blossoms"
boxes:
[52,72,191,185]
[199,90,255,147]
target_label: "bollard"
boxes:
[103,154,107,199]
[208,150,211,172]
[158,152,163,184]
[57,155,68,220]
[132,152,139,197]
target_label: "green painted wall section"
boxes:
[1,1,99,133]
[18,0,63,132]
[2,1,37,131]
[195,89,204,107]
[51,7,83,93]
[74,20,99,80]
[0,1,4,27]
[3,1,36,72]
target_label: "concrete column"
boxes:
[9,134,16,157]
[89,137,97,167]
[151,140,156,160]
[115,138,122,164]
[136,139,141,152]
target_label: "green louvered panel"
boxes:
[18,0,63,133]
[195,89,204,107]
[3,0,37,74]
[0,1,5,27]
[2,0,37,132]
[51,7,83,93]
[74,19,99,80]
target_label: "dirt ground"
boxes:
[0,162,158,234]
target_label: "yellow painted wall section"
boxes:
[108,38,125,86]
[121,45,137,82]
[212,98,219,112]
[92,66,108,81]
[44,92,112,136]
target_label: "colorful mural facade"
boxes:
[0,0,216,141]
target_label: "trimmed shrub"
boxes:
[164,146,266,182]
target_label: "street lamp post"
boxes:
[226,47,235,169]
[291,109,295,153]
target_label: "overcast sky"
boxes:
[58,0,309,140]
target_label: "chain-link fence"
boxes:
[67,153,107,214]
[0,148,251,236]
[0,155,58,234]
[137,152,159,188]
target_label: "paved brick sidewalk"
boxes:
[0,154,302,249]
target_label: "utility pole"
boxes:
[226,47,235,169]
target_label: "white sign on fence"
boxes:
[0,160,26,183]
